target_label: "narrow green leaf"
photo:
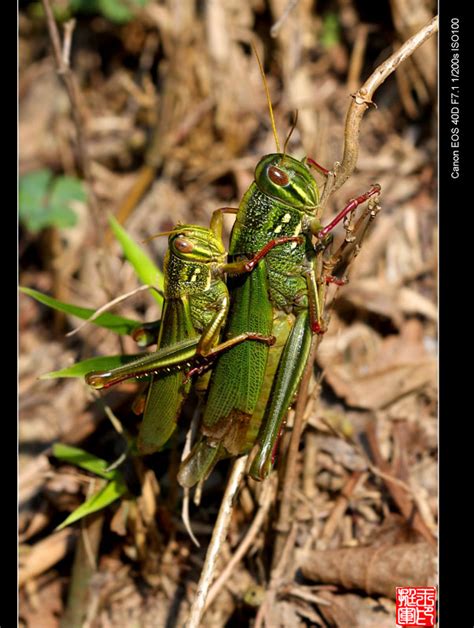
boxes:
[20,287,140,335]
[55,478,127,530]
[108,215,164,305]
[52,443,121,480]
[40,353,147,379]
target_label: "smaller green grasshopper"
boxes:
[86,210,302,455]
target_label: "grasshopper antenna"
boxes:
[142,226,188,244]
[252,43,281,154]
[281,110,298,164]
[142,230,175,244]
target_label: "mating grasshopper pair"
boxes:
[86,211,302,456]
[87,148,380,487]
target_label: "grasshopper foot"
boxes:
[325,275,348,286]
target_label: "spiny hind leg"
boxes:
[249,309,313,480]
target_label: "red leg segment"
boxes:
[244,236,304,271]
[317,184,381,240]
[306,157,330,177]
[325,275,348,286]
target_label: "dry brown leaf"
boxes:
[397,287,437,320]
[325,359,436,409]
[338,280,404,327]
[315,590,396,628]
[320,319,436,409]
[20,574,64,627]
[301,542,436,599]
[20,529,77,587]
[339,278,437,325]
[317,435,367,472]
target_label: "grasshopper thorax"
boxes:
[254,154,319,212]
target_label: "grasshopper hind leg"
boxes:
[249,309,313,481]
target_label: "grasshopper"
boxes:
[178,70,381,487]
[86,213,302,455]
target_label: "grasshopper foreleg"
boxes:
[210,207,239,240]
[310,184,381,240]
[322,193,382,282]
[306,156,330,177]
[222,236,304,275]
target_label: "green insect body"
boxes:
[137,225,227,454]
[178,149,380,487]
[86,220,298,454]
[178,153,324,486]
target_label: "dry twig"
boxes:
[332,15,438,194]
[366,422,436,547]
[65,284,157,338]
[40,0,103,233]
[60,510,105,628]
[205,475,277,610]
[187,455,248,628]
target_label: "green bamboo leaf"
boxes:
[55,477,127,530]
[108,215,164,305]
[52,443,121,480]
[40,353,147,380]
[20,287,140,335]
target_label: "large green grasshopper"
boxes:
[86,213,301,454]
[178,152,380,486]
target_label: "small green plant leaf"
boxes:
[19,169,52,209]
[52,444,121,480]
[108,215,164,305]
[50,175,87,206]
[55,477,127,530]
[20,287,140,335]
[19,170,86,232]
[40,353,148,379]
[70,0,148,24]
[321,13,341,49]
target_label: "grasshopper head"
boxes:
[168,225,226,263]
[254,154,319,211]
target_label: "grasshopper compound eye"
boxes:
[268,165,289,186]
[174,235,194,253]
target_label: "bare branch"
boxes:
[181,407,202,548]
[61,19,76,69]
[187,456,248,628]
[333,15,438,193]
[270,0,301,37]
[41,0,103,233]
[205,475,277,610]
